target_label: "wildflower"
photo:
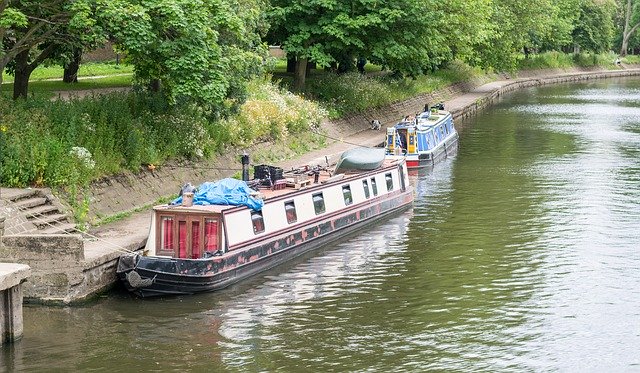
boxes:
[70,146,96,169]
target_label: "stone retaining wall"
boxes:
[0,234,116,304]
[449,69,640,121]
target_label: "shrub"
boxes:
[226,78,326,146]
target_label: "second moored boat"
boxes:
[384,103,458,168]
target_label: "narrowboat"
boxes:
[116,148,414,297]
[384,104,458,168]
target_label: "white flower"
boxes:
[70,146,95,169]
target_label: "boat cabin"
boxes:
[145,157,409,259]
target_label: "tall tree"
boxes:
[1,0,106,98]
[573,0,616,53]
[97,0,267,112]
[0,1,56,90]
[267,0,448,90]
[475,0,556,71]
[436,0,493,67]
[620,0,640,55]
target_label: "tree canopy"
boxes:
[2,0,640,99]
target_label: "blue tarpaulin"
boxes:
[171,178,264,210]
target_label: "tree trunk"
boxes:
[286,57,296,73]
[13,50,33,100]
[306,61,316,71]
[293,57,308,91]
[619,0,640,57]
[149,78,161,92]
[63,48,82,83]
[621,36,630,57]
[12,42,56,100]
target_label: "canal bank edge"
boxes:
[2,65,640,305]
[84,65,640,222]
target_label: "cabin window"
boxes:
[342,185,353,205]
[285,200,297,224]
[313,192,326,215]
[252,210,265,234]
[362,180,370,199]
[371,177,378,196]
[385,172,394,191]
[204,219,218,251]
[191,221,201,259]
[178,221,187,258]
[398,165,406,192]
[161,216,174,251]
[428,132,436,146]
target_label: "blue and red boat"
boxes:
[384,104,458,168]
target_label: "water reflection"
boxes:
[215,212,413,370]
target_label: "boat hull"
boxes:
[388,133,459,169]
[117,189,413,297]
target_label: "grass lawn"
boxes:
[1,62,133,97]
[2,62,133,83]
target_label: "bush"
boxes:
[518,51,617,69]
[226,78,326,146]
[0,78,328,189]
[301,61,477,118]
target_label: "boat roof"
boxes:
[154,157,403,213]
[394,110,450,129]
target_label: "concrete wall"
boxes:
[0,263,30,344]
[0,234,116,304]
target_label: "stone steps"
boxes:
[38,222,78,235]
[2,188,73,234]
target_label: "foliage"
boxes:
[0,0,108,96]
[517,51,576,69]
[96,0,268,114]
[301,61,480,118]
[474,0,556,71]
[572,52,618,67]
[0,76,326,188]
[618,0,640,55]
[0,92,214,187]
[226,77,326,145]
[517,51,619,69]
[267,0,452,89]
[572,0,616,53]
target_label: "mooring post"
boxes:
[0,217,31,344]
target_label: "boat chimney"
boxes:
[314,169,320,183]
[241,152,250,181]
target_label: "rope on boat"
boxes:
[311,129,379,148]
[125,270,156,288]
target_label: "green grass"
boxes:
[1,75,133,97]
[2,62,133,83]
[517,51,619,70]
[622,54,640,64]
[1,62,133,97]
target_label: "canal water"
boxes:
[3,78,640,372]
